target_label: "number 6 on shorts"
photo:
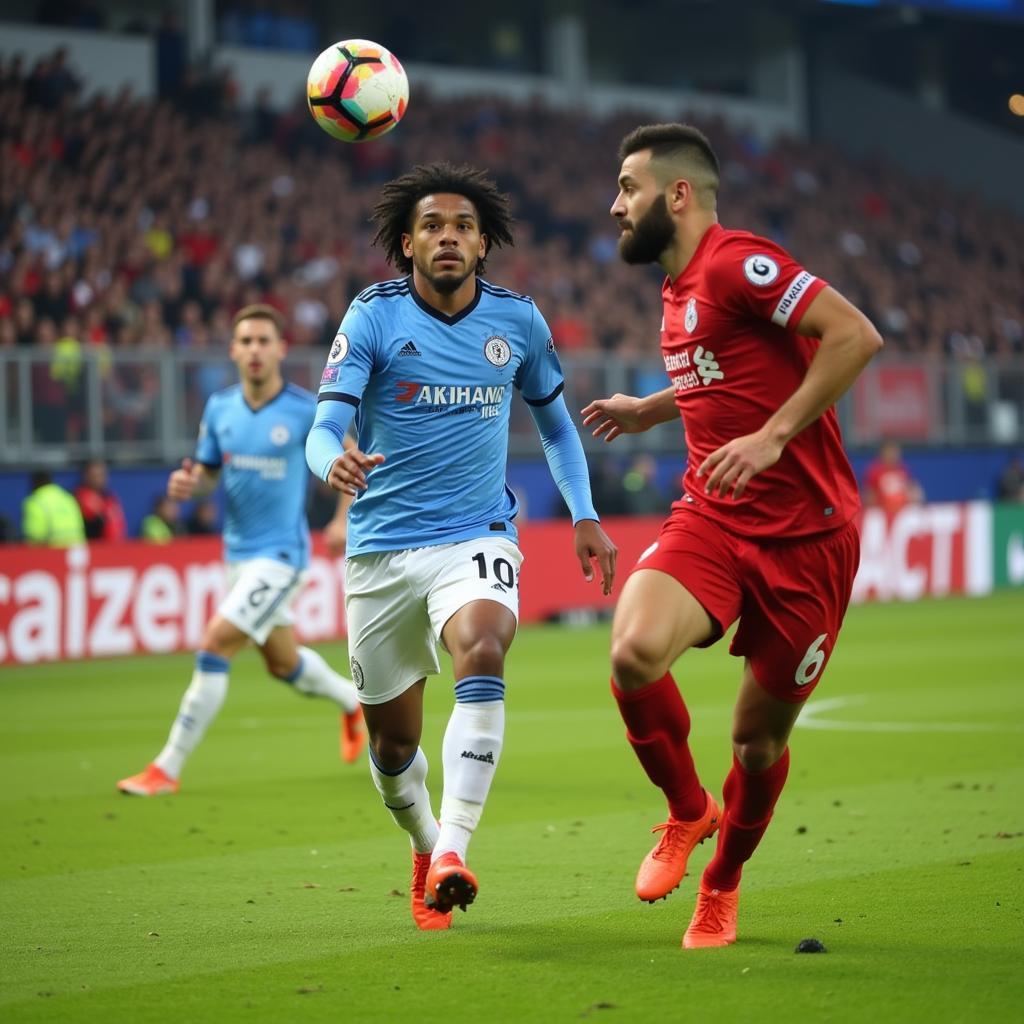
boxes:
[794,633,828,688]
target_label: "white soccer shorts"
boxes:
[344,537,523,705]
[218,557,307,646]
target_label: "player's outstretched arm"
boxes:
[167,458,218,502]
[700,286,883,500]
[581,387,678,442]
[528,394,618,595]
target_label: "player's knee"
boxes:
[610,634,665,691]
[732,737,786,774]
[201,617,245,659]
[266,654,300,682]
[370,734,418,772]
[456,632,507,678]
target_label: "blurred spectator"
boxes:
[862,441,925,516]
[74,458,126,541]
[995,456,1024,503]
[22,469,86,546]
[184,499,219,536]
[590,455,629,517]
[141,495,180,542]
[621,454,669,516]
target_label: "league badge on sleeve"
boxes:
[328,332,349,364]
[743,254,780,287]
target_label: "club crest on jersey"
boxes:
[684,297,699,333]
[743,254,780,286]
[327,332,349,364]
[350,657,364,691]
[269,424,290,446]
[546,336,555,353]
[484,335,512,367]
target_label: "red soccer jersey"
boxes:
[661,223,860,539]
[864,460,913,516]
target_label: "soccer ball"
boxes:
[306,39,409,143]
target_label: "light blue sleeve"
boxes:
[528,393,599,525]
[305,300,379,482]
[306,399,357,482]
[194,395,221,467]
[515,303,565,405]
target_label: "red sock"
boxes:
[611,673,706,821]
[703,748,790,892]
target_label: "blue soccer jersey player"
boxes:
[306,163,618,930]
[117,305,364,797]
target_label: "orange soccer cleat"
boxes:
[410,851,452,931]
[424,852,478,914]
[635,791,721,903]
[683,882,739,948]
[116,763,179,797]
[340,706,366,764]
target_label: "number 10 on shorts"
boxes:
[471,552,517,590]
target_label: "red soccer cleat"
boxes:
[683,882,740,948]
[116,763,179,797]
[410,851,452,931]
[635,791,721,902]
[340,706,366,764]
[424,852,478,913]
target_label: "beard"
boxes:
[618,194,675,265]
[414,251,477,294]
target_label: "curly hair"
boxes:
[371,162,514,274]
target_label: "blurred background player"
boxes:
[862,440,925,517]
[583,124,882,948]
[117,304,363,796]
[307,162,617,930]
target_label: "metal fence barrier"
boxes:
[1,347,1021,466]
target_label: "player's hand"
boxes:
[697,428,784,500]
[326,448,386,495]
[581,394,646,442]
[167,457,198,501]
[574,519,618,596]
[323,516,348,557]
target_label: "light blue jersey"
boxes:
[195,383,315,567]
[308,277,596,557]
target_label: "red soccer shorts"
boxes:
[633,508,860,702]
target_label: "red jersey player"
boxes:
[863,440,924,517]
[582,124,882,949]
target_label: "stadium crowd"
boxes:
[2,50,1022,363]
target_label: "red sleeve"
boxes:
[704,232,826,331]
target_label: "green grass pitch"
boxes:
[2,593,1022,1023]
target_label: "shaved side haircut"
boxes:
[619,123,720,208]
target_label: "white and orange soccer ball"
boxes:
[306,38,409,143]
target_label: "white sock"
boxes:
[283,646,359,713]
[434,677,505,863]
[368,746,439,854]
[154,651,229,780]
